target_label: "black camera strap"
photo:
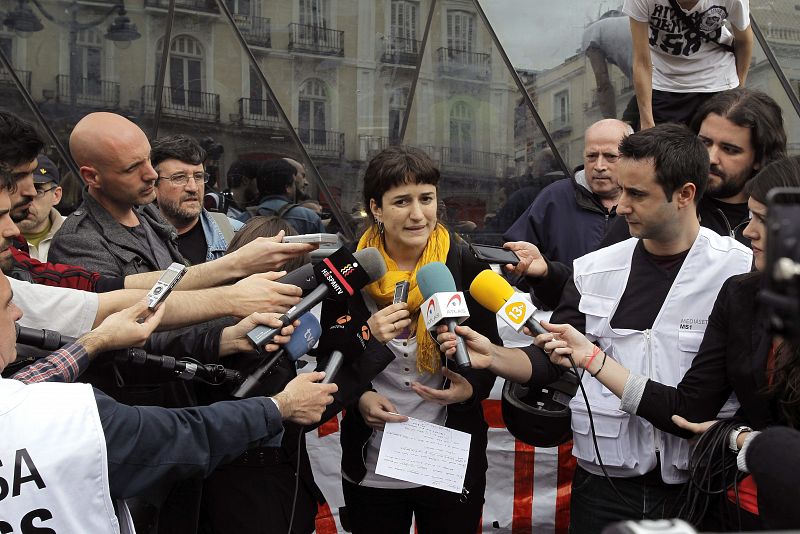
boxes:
[667,0,735,53]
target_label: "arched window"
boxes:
[389,86,409,144]
[298,78,328,145]
[449,101,474,165]
[157,35,204,107]
[446,10,475,52]
[76,29,103,96]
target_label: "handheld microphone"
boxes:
[246,247,387,352]
[470,270,547,336]
[15,324,76,349]
[15,324,241,384]
[417,262,471,369]
[276,262,317,295]
[320,351,343,384]
[234,313,322,398]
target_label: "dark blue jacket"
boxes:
[503,172,616,264]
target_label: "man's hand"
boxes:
[219,314,297,356]
[228,272,303,317]
[80,298,165,356]
[411,367,473,405]
[228,231,317,277]
[435,324,494,369]
[272,371,338,425]
[358,391,408,430]
[367,302,411,344]
[504,241,548,278]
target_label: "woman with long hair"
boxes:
[320,146,499,533]
[539,155,800,530]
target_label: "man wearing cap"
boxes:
[17,155,65,262]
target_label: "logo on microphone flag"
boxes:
[504,301,526,325]
[421,292,469,330]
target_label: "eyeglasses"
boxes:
[34,185,58,197]
[157,172,210,186]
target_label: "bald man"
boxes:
[49,112,185,276]
[504,119,632,264]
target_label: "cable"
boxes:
[567,354,677,519]
[678,418,744,529]
[286,424,304,534]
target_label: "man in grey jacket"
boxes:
[49,112,184,276]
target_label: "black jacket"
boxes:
[322,241,499,496]
[637,272,780,438]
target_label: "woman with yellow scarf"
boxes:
[318,146,500,534]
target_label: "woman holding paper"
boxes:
[317,146,499,533]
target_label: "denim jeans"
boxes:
[568,466,686,534]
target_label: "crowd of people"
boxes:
[3,1,800,533]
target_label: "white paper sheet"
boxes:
[375,416,471,493]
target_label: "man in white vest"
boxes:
[437,123,752,533]
[0,270,338,533]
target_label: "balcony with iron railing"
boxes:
[436,47,491,81]
[297,128,344,159]
[238,97,283,129]
[438,146,510,177]
[0,68,31,92]
[141,85,220,122]
[235,15,271,48]
[144,0,217,12]
[359,135,391,160]
[548,113,572,135]
[381,35,421,66]
[288,23,344,56]
[56,75,120,108]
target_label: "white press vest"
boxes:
[570,228,752,483]
[0,378,123,533]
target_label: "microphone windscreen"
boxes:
[470,270,515,313]
[283,313,322,361]
[417,262,457,299]
[353,247,388,281]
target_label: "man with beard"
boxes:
[151,135,242,265]
[48,113,185,275]
[601,88,786,247]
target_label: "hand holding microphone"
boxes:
[417,262,471,369]
[469,269,548,337]
[246,246,387,352]
[273,371,338,425]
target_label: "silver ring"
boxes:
[543,347,552,355]
[392,322,396,331]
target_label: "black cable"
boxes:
[568,354,675,518]
[286,425,304,534]
[679,418,744,529]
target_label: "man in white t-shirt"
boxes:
[624,0,753,130]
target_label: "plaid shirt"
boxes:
[11,342,89,384]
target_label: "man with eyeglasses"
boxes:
[16,155,65,262]
[152,135,243,265]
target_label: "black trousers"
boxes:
[568,466,685,534]
[198,461,318,534]
[341,477,485,534]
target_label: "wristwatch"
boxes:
[729,425,753,453]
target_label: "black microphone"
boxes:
[15,324,76,349]
[233,313,321,398]
[16,324,240,384]
[417,262,472,369]
[276,262,317,295]
[247,247,387,351]
[320,351,343,384]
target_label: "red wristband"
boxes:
[584,345,602,370]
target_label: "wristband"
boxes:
[584,345,602,370]
[590,352,607,378]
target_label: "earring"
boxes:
[375,217,384,235]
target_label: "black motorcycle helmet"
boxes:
[501,371,579,447]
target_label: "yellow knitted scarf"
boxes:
[357,223,450,374]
